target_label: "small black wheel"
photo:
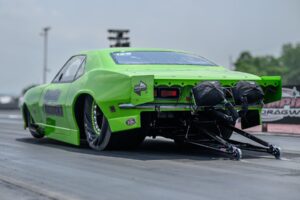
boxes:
[272,146,281,160]
[84,96,145,150]
[26,109,44,139]
[232,147,242,160]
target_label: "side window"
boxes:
[52,55,85,83]
[74,59,86,80]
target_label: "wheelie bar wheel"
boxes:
[269,145,281,159]
[231,147,242,160]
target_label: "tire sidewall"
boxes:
[26,109,44,138]
[84,96,111,151]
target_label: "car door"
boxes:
[40,55,86,136]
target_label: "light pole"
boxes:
[41,27,51,84]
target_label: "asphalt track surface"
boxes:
[0,110,300,200]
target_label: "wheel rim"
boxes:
[91,101,103,136]
[85,100,108,149]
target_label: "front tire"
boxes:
[84,97,145,150]
[26,109,44,139]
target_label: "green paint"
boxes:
[22,48,282,146]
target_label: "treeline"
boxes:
[235,43,300,85]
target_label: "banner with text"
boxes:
[262,85,300,124]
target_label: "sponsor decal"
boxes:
[262,86,300,124]
[126,118,136,126]
[134,81,147,96]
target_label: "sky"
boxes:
[0,0,299,95]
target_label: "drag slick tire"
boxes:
[25,108,45,139]
[208,110,236,140]
[220,127,234,140]
[84,96,145,151]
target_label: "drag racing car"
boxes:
[22,48,282,160]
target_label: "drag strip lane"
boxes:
[0,110,300,200]
[0,175,80,200]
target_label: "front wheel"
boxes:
[84,97,145,150]
[26,109,44,139]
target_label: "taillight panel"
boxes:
[154,87,180,99]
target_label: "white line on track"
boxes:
[8,115,22,119]
[0,119,23,125]
[0,114,22,119]
[0,128,27,135]
[280,157,291,161]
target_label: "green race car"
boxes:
[22,48,281,158]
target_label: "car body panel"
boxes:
[22,48,282,145]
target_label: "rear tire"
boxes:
[209,110,235,140]
[84,96,145,150]
[84,97,111,150]
[220,127,234,140]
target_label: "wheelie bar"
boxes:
[184,123,281,160]
[185,127,243,160]
[221,124,281,160]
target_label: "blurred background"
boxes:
[0,0,299,126]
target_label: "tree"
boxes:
[280,43,300,85]
[235,43,300,85]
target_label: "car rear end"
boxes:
[115,74,281,139]
[101,49,281,139]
